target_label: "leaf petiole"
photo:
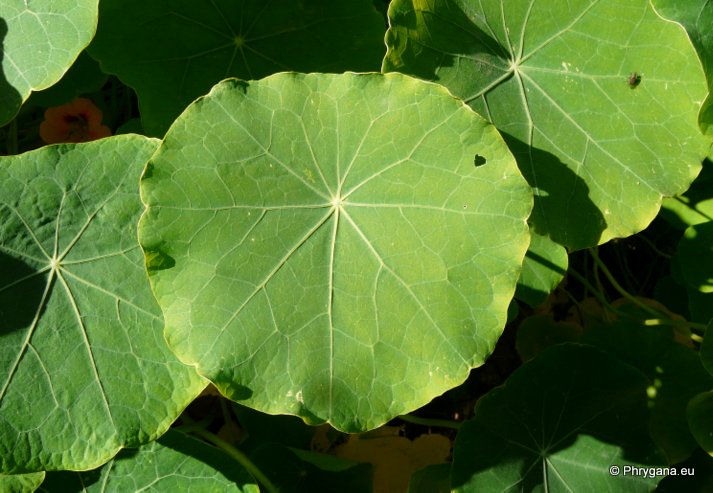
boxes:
[181,414,279,493]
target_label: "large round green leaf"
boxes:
[88,0,386,136]
[384,0,710,249]
[451,344,662,492]
[0,0,98,125]
[0,136,205,473]
[139,72,533,432]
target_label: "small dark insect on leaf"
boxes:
[628,72,641,88]
[474,154,487,167]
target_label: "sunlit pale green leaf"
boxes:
[451,344,662,492]
[515,228,568,307]
[0,0,98,125]
[88,0,386,136]
[653,0,713,135]
[661,161,713,231]
[139,72,532,432]
[38,429,258,492]
[0,472,44,493]
[0,136,205,473]
[384,0,710,249]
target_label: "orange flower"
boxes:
[39,97,112,144]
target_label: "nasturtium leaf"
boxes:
[581,320,713,464]
[139,72,533,432]
[661,161,713,231]
[673,222,713,323]
[515,228,568,307]
[515,314,582,361]
[38,429,259,492]
[0,0,98,125]
[0,136,205,473]
[0,472,44,493]
[451,344,662,492]
[88,0,386,136]
[653,0,713,135]
[384,0,710,249]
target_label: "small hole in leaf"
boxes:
[474,154,487,167]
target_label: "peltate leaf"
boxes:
[0,136,205,473]
[384,0,710,249]
[139,72,533,432]
[88,0,386,136]
[451,344,663,492]
[0,0,98,125]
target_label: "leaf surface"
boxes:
[451,344,662,492]
[0,472,44,493]
[384,0,710,249]
[88,0,386,135]
[38,429,258,492]
[0,0,98,124]
[653,0,713,135]
[0,136,205,472]
[139,72,532,432]
[673,222,713,323]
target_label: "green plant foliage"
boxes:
[653,0,713,136]
[673,222,713,323]
[451,344,662,492]
[384,0,710,250]
[0,472,44,493]
[250,443,372,493]
[688,323,713,457]
[38,429,258,492]
[27,51,108,109]
[0,136,205,473]
[660,161,713,231]
[3,0,713,489]
[408,463,450,493]
[516,228,568,307]
[139,72,533,432]
[0,0,99,125]
[88,0,387,136]
[581,320,713,464]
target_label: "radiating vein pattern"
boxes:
[0,137,204,473]
[88,0,387,134]
[384,0,709,249]
[140,72,532,432]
